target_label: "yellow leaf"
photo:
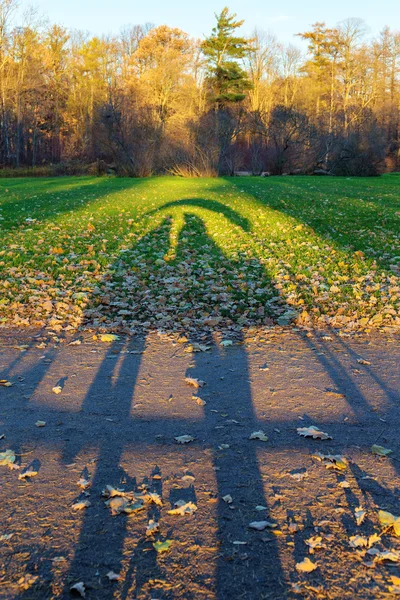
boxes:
[153,540,173,553]
[100,334,119,342]
[296,557,317,572]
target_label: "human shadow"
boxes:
[51,210,289,599]
[144,197,252,232]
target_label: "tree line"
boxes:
[0,1,399,176]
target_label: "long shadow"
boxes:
[144,197,252,232]
[55,211,289,599]
[61,337,146,594]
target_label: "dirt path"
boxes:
[0,328,399,599]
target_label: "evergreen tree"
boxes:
[201,7,252,105]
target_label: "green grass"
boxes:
[0,175,399,334]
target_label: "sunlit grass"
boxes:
[0,175,399,332]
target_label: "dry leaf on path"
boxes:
[313,452,348,471]
[378,510,400,536]
[106,571,121,581]
[18,466,38,480]
[153,540,173,553]
[70,582,86,597]
[305,536,325,554]
[0,380,12,387]
[100,334,119,342]
[249,521,277,531]
[168,501,197,516]
[249,431,269,442]
[35,421,46,427]
[297,426,332,440]
[175,435,195,444]
[0,449,16,466]
[371,444,393,457]
[355,506,366,526]
[222,495,233,504]
[185,377,205,389]
[52,386,62,394]
[296,557,317,572]
[72,500,91,511]
[367,548,400,562]
[146,520,160,536]
[349,534,381,548]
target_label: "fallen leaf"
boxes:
[102,485,126,498]
[220,340,233,347]
[153,539,173,553]
[249,431,269,442]
[175,435,195,444]
[144,492,163,506]
[18,466,38,480]
[367,548,400,562]
[100,334,119,342]
[297,426,332,440]
[70,582,86,597]
[349,534,381,548]
[72,500,91,511]
[52,385,62,394]
[168,501,197,516]
[18,574,39,590]
[305,536,325,554]
[106,571,121,581]
[35,421,46,427]
[296,557,317,572]
[338,480,350,488]
[355,506,366,526]
[77,478,90,490]
[0,380,12,387]
[378,510,400,536]
[222,494,233,504]
[0,449,16,466]
[357,358,371,365]
[146,520,160,536]
[371,444,393,457]
[313,452,348,470]
[185,377,205,389]
[249,521,277,531]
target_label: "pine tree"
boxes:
[201,7,252,105]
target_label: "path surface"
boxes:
[0,329,399,599]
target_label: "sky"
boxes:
[16,0,400,46]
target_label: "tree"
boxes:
[201,7,252,105]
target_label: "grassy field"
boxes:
[0,175,399,335]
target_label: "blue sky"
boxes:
[19,0,400,45]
